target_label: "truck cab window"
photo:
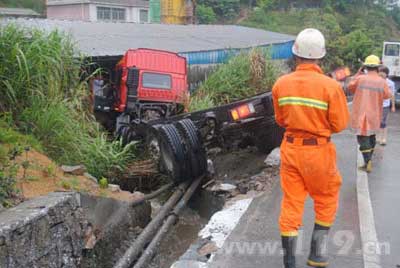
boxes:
[142,73,172,90]
[385,44,400,56]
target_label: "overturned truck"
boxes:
[92,48,284,182]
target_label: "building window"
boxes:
[97,6,126,22]
[140,9,149,23]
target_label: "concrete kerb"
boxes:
[170,197,254,268]
[356,151,382,268]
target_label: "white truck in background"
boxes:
[382,41,400,104]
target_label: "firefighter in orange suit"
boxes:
[272,28,350,268]
[347,55,392,173]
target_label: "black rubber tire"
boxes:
[254,116,285,155]
[175,119,207,178]
[158,124,190,182]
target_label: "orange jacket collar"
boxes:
[296,64,323,74]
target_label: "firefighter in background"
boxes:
[348,55,392,172]
[272,28,349,268]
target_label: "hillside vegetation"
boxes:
[0,24,135,206]
[198,0,400,71]
[0,0,45,13]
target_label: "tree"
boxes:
[338,30,376,70]
[197,0,241,20]
[196,4,217,24]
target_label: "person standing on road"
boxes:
[272,28,349,268]
[347,55,392,172]
[378,65,396,145]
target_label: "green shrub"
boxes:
[190,49,280,111]
[99,177,109,189]
[0,145,20,207]
[189,94,215,112]
[0,24,136,179]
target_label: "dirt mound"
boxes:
[15,150,138,202]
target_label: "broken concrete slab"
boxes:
[108,184,121,192]
[61,165,87,175]
[264,148,280,166]
[171,260,208,268]
[210,183,237,193]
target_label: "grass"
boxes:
[0,24,136,183]
[190,49,280,111]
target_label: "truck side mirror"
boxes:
[126,67,140,111]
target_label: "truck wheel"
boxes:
[158,124,190,182]
[254,118,284,155]
[175,119,207,178]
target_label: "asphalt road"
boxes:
[209,129,364,268]
[368,111,400,267]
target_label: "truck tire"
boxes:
[254,117,284,155]
[175,119,207,178]
[158,124,190,182]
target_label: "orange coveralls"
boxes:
[272,64,350,235]
[347,72,392,136]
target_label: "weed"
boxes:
[99,177,108,189]
[59,179,72,190]
[0,145,20,207]
[26,176,39,182]
[70,177,81,191]
[44,163,57,178]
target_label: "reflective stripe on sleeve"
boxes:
[278,97,328,110]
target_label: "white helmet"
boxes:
[292,28,326,59]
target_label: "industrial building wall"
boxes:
[149,0,161,23]
[161,0,184,24]
[47,4,90,21]
[179,41,294,65]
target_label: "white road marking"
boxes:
[356,151,382,268]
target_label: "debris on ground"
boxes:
[108,184,121,192]
[14,150,141,202]
[197,241,218,257]
[205,147,279,199]
[210,183,237,193]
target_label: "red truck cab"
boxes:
[114,48,188,113]
[92,48,188,134]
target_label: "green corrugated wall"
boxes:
[149,0,161,23]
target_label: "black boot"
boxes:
[282,235,297,268]
[307,224,330,267]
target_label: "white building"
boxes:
[47,0,150,23]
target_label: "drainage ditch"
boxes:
[136,147,279,268]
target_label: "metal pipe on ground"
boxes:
[130,182,174,207]
[114,180,191,268]
[133,175,204,268]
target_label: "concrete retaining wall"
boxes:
[0,192,152,268]
[0,192,84,268]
